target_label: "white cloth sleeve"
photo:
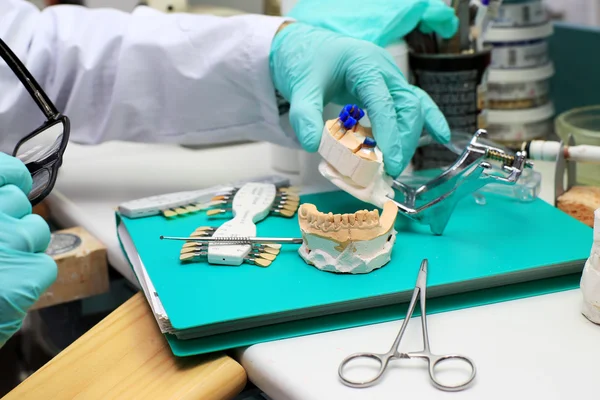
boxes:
[0,0,299,154]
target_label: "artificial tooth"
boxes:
[194,226,216,232]
[277,209,295,218]
[180,247,206,255]
[180,252,207,262]
[245,257,271,268]
[322,212,334,229]
[278,194,300,202]
[348,213,356,225]
[369,210,379,224]
[182,242,204,249]
[254,258,271,267]
[274,204,297,212]
[258,247,280,255]
[355,211,366,224]
[334,214,342,226]
[180,253,195,262]
[255,252,276,261]
[372,209,379,220]
[279,186,300,194]
[162,209,177,218]
[207,209,227,216]
[299,206,310,218]
[185,205,200,213]
[317,214,326,225]
[174,207,188,215]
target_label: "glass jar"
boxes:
[555,105,600,186]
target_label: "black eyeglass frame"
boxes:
[0,36,70,206]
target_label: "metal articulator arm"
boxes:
[388,130,534,235]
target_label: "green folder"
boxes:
[116,189,593,357]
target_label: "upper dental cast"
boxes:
[317,104,395,209]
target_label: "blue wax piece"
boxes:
[358,108,365,120]
[363,137,376,147]
[339,110,350,122]
[343,116,357,130]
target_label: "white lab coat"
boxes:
[0,0,298,154]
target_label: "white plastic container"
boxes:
[483,102,555,145]
[484,21,553,69]
[486,62,554,109]
[492,0,547,28]
[581,209,600,325]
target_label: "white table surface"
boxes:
[48,140,599,400]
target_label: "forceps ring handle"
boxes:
[423,353,477,392]
[338,352,391,388]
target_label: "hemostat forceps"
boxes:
[389,129,534,235]
[338,259,476,392]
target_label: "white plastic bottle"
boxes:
[580,208,600,324]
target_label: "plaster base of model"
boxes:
[318,160,395,209]
[298,229,397,274]
[580,208,600,324]
[297,201,398,274]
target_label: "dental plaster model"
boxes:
[318,105,395,209]
[297,200,398,274]
[580,208,600,324]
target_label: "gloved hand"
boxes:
[270,22,452,177]
[0,152,56,348]
[285,0,458,48]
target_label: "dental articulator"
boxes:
[317,104,534,236]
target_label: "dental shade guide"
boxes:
[206,185,299,220]
[203,182,298,266]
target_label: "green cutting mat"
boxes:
[117,189,593,356]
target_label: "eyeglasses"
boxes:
[0,37,70,207]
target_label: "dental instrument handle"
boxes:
[528,140,600,164]
[160,236,303,245]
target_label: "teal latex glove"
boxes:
[286,0,458,48]
[270,22,451,177]
[0,152,56,348]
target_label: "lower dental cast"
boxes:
[580,208,600,324]
[297,200,398,274]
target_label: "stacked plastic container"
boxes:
[482,0,555,149]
